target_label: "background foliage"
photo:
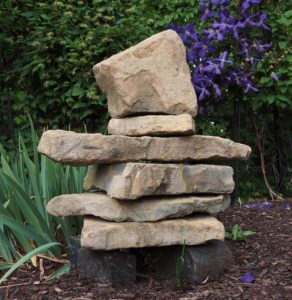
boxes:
[0,0,291,197]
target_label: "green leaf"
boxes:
[46,263,71,281]
[71,86,84,97]
[0,242,61,284]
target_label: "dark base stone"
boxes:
[134,240,234,283]
[68,236,81,266]
[77,248,136,285]
[68,236,233,285]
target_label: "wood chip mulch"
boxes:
[1,200,291,300]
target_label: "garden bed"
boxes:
[1,200,291,300]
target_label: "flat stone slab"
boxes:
[93,30,197,118]
[81,216,225,250]
[37,130,251,166]
[84,163,234,199]
[78,248,136,284]
[47,192,230,221]
[108,114,195,136]
[135,240,234,283]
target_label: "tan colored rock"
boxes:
[108,114,195,136]
[81,216,225,250]
[46,192,231,221]
[37,130,251,166]
[93,30,197,118]
[84,163,234,199]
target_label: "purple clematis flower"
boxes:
[241,0,261,12]
[253,41,271,52]
[243,202,273,208]
[240,273,255,283]
[244,82,259,93]
[200,5,216,21]
[214,51,232,68]
[195,83,212,101]
[174,24,199,42]
[257,13,270,30]
[271,72,279,81]
[283,203,291,210]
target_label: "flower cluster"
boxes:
[169,0,273,111]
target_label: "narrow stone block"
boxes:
[108,114,195,136]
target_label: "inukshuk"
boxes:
[39,30,251,284]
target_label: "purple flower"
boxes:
[174,24,199,42]
[243,81,258,93]
[271,72,279,81]
[253,41,271,52]
[214,51,232,68]
[240,273,255,283]
[241,0,261,12]
[195,84,211,100]
[202,61,221,74]
[283,203,291,210]
[200,5,216,21]
[243,202,273,208]
[256,13,269,30]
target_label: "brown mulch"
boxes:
[1,200,291,300]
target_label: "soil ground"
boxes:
[1,200,291,300]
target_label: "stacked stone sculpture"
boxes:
[40,30,251,284]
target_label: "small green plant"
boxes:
[225,224,256,241]
[176,242,186,288]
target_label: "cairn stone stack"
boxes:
[40,30,251,284]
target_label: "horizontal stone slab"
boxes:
[81,216,225,250]
[93,30,197,118]
[84,163,234,199]
[46,193,230,221]
[108,114,195,136]
[37,130,251,166]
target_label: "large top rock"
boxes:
[93,30,197,118]
[37,130,251,166]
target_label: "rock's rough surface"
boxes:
[81,216,225,250]
[135,241,234,283]
[37,130,251,166]
[108,114,195,136]
[47,193,230,221]
[84,163,234,199]
[78,248,136,284]
[93,30,197,118]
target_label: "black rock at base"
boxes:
[135,240,234,283]
[68,236,81,266]
[69,236,233,285]
[77,248,136,285]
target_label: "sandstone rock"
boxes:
[93,30,197,118]
[37,130,251,166]
[46,192,230,221]
[84,163,234,199]
[81,216,225,250]
[108,114,195,136]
